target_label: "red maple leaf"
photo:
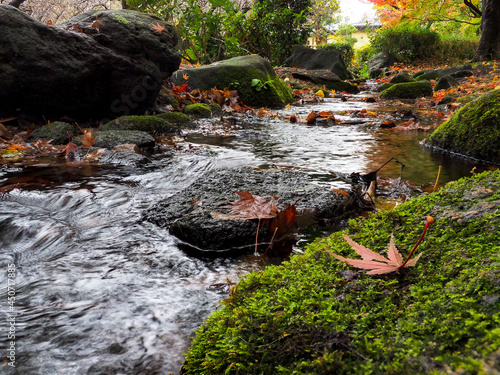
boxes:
[325,217,433,275]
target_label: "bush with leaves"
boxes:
[369,25,440,63]
[127,0,312,65]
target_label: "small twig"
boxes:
[433,166,442,193]
[254,218,261,255]
[399,216,434,269]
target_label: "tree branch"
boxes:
[463,0,482,18]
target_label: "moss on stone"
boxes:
[184,103,212,118]
[208,103,223,116]
[427,89,500,163]
[101,115,176,134]
[182,170,500,374]
[93,130,155,149]
[155,111,191,126]
[380,80,433,99]
[30,121,76,145]
[111,14,130,24]
[390,72,413,84]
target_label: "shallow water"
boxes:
[0,95,495,374]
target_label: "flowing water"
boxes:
[0,94,496,374]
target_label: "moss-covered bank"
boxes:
[182,170,500,374]
[426,89,500,164]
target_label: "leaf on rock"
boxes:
[78,129,97,148]
[221,191,279,220]
[151,22,165,33]
[306,111,320,125]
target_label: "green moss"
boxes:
[380,80,433,99]
[111,14,130,24]
[182,170,500,374]
[415,71,441,81]
[390,73,413,84]
[379,82,394,92]
[427,89,500,163]
[209,103,223,115]
[155,112,191,125]
[29,121,76,145]
[101,115,176,134]
[184,103,212,118]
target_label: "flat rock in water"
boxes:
[143,168,366,254]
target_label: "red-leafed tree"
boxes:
[363,0,499,61]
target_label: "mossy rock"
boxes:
[155,111,192,125]
[434,75,459,91]
[93,130,155,149]
[182,170,500,374]
[415,64,473,81]
[30,121,76,145]
[378,82,394,92]
[171,55,293,108]
[184,103,212,118]
[101,115,176,134]
[426,89,500,163]
[389,72,413,84]
[380,80,433,99]
[208,103,223,116]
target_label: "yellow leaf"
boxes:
[315,90,325,98]
[183,73,189,80]
[285,103,291,109]
[492,75,499,83]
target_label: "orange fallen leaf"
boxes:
[151,22,165,33]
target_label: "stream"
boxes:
[0,93,495,374]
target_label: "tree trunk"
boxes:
[474,0,500,61]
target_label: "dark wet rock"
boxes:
[415,64,473,81]
[144,168,366,254]
[283,45,351,80]
[438,92,460,105]
[64,9,181,80]
[367,51,397,78]
[380,80,433,99]
[184,103,212,118]
[93,130,155,149]
[434,75,459,91]
[290,69,359,93]
[30,122,76,145]
[171,55,293,108]
[101,115,176,134]
[0,6,180,120]
[426,89,500,163]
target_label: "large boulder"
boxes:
[144,168,366,255]
[171,55,293,107]
[367,51,397,78]
[63,9,180,80]
[0,6,181,120]
[426,89,500,163]
[283,45,351,80]
[290,69,359,93]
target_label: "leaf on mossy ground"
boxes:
[325,233,422,275]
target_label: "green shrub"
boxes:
[434,38,479,62]
[370,25,440,63]
[318,42,354,67]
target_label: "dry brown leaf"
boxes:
[78,129,97,148]
[222,191,279,220]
